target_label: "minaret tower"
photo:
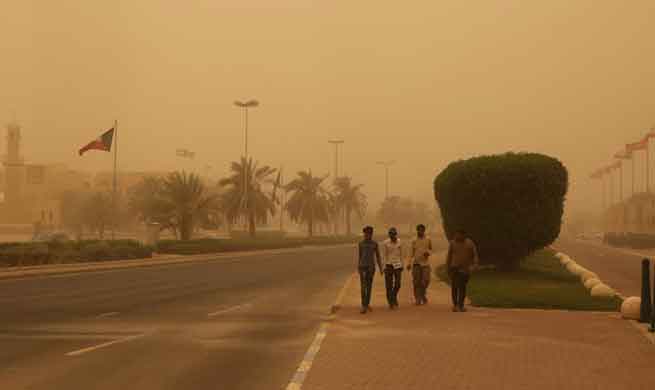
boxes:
[4,120,24,206]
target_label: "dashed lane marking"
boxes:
[207,303,253,318]
[65,333,147,357]
[96,312,120,318]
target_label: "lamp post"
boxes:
[328,139,344,179]
[234,99,259,227]
[376,160,395,200]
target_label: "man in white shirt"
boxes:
[382,227,404,309]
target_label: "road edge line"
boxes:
[627,320,655,345]
[285,272,355,390]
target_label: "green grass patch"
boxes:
[435,249,621,311]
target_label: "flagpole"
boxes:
[112,119,118,241]
[619,161,623,202]
[647,140,650,193]
[632,155,636,196]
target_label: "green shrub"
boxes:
[157,236,359,255]
[0,239,153,267]
[434,152,568,270]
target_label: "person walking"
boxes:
[382,227,404,309]
[358,226,383,314]
[407,224,433,305]
[446,229,480,312]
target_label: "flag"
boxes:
[626,139,648,152]
[590,168,604,180]
[614,149,632,160]
[176,149,195,159]
[79,128,115,156]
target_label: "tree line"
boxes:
[59,157,376,240]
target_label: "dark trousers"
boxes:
[450,269,470,307]
[384,265,402,306]
[359,267,375,308]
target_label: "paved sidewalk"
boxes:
[303,255,655,390]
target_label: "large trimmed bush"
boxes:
[434,152,568,270]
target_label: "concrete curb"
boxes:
[330,273,356,314]
[0,244,355,281]
[555,251,623,301]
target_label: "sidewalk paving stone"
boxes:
[303,253,655,390]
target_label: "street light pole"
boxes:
[234,99,259,230]
[328,139,344,179]
[376,160,395,199]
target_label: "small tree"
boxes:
[434,152,568,270]
[285,171,329,237]
[333,176,367,236]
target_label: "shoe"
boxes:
[423,297,429,304]
[367,306,373,312]
[459,306,467,312]
[452,306,459,312]
[389,304,394,310]
[360,307,367,314]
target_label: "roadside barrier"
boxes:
[640,258,652,323]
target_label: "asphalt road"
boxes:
[0,246,355,390]
[554,236,649,297]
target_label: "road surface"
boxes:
[0,246,355,390]
[555,236,648,297]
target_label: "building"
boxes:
[0,121,92,226]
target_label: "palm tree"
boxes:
[285,170,329,237]
[333,176,367,236]
[219,157,278,238]
[160,171,218,240]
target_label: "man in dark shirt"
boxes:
[358,226,383,314]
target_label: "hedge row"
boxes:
[156,236,360,255]
[604,232,655,249]
[0,240,153,267]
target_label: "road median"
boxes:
[0,243,354,280]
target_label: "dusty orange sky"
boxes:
[2,1,654,214]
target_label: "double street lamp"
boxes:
[233,99,259,160]
[234,99,259,216]
[377,160,395,200]
[328,139,345,179]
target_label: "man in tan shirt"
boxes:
[446,229,479,312]
[407,224,432,305]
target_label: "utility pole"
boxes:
[376,160,395,199]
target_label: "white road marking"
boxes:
[96,312,120,318]
[285,323,329,390]
[627,320,655,344]
[207,303,252,318]
[285,272,354,389]
[65,333,147,357]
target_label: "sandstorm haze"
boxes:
[2,0,655,211]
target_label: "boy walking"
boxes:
[358,226,382,314]
[446,229,479,312]
[382,227,403,309]
[407,224,432,305]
